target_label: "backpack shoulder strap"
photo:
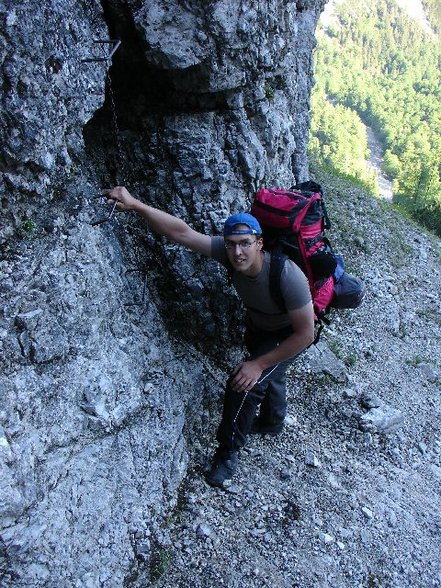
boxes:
[269,247,330,347]
[226,259,234,287]
[269,248,288,313]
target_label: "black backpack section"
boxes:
[250,181,366,343]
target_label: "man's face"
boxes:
[224,224,263,274]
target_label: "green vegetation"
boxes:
[264,81,275,100]
[344,352,357,368]
[150,546,174,582]
[309,91,378,193]
[22,218,35,234]
[405,355,430,367]
[328,339,357,367]
[310,0,441,236]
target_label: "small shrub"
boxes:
[406,355,429,367]
[150,546,174,582]
[345,352,356,367]
[264,82,275,100]
[22,218,35,234]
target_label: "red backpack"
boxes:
[251,181,365,340]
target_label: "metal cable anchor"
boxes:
[90,195,118,226]
[81,40,121,63]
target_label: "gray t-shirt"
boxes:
[211,236,311,331]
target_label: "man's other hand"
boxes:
[230,360,263,393]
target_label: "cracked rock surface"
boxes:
[1,1,327,586]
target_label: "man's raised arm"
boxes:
[106,186,211,256]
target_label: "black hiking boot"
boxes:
[205,449,238,487]
[250,418,284,437]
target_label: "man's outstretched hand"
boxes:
[105,186,139,211]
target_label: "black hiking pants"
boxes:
[216,324,294,452]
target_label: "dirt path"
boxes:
[365,125,394,201]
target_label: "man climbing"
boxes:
[106,187,315,487]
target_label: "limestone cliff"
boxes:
[0,1,325,586]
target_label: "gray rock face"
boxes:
[0,1,325,586]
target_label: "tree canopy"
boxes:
[310,0,441,235]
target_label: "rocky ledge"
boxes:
[137,169,441,588]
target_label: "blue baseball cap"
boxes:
[223,212,262,236]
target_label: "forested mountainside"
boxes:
[310,0,441,235]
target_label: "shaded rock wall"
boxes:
[0,1,325,586]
